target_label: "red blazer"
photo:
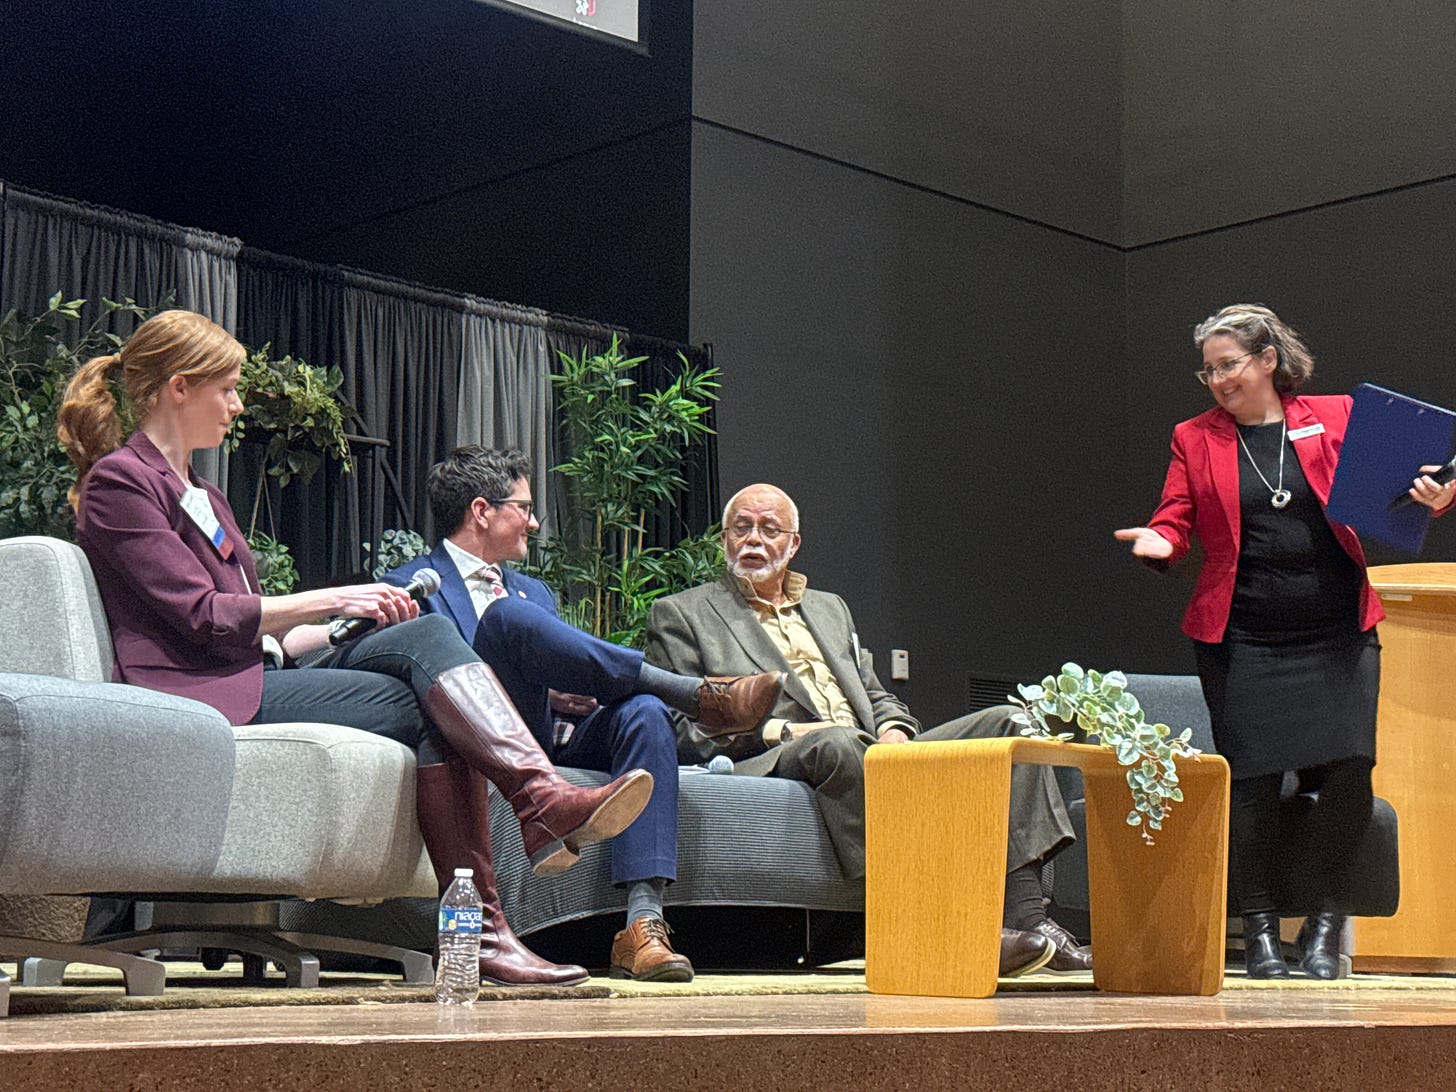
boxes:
[1146,393,1384,644]
[75,432,265,724]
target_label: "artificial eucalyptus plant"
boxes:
[528,335,724,649]
[1010,663,1201,844]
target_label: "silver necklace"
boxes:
[1237,421,1291,508]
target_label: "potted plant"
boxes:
[0,293,160,539]
[225,346,355,592]
[528,335,724,649]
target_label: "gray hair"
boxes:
[722,484,800,532]
[1193,303,1315,393]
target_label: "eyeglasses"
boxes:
[489,498,535,519]
[726,520,797,542]
[1194,350,1261,386]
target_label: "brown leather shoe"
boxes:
[1030,918,1093,973]
[696,672,785,737]
[999,927,1055,977]
[609,917,695,982]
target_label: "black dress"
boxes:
[1193,421,1379,780]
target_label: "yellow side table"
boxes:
[865,737,1229,997]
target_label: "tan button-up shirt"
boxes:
[733,572,913,744]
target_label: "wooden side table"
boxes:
[865,737,1229,998]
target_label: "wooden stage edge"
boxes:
[6,984,1456,1089]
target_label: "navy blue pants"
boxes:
[473,598,680,886]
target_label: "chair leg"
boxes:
[0,935,165,996]
[1,965,10,1018]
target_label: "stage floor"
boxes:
[5,974,1456,1089]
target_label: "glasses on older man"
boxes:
[726,519,796,542]
[489,498,535,519]
[1194,350,1261,386]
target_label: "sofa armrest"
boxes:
[0,672,235,894]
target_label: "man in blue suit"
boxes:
[386,446,782,981]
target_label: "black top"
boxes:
[1228,421,1363,636]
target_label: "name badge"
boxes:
[179,485,234,559]
[1289,423,1326,440]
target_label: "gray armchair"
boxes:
[0,536,437,1016]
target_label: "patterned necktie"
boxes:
[471,564,509,618]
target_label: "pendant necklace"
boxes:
[1237,421,1291,509]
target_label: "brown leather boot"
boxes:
[416,759,589,986]
[695,672,785,737]
[609,917,694,982]
[422,662,654,876]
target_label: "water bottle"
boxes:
[436,867,483,1005]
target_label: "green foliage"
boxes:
[1009,663,1201,845]
[228,346,353,488]
[527,335,722,649]
[247,530,299,594]
[0,293,160,539]
[366,528,429,580]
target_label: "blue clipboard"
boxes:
[1326,383,1456,554]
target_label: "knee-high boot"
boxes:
[416,759,589,986]
[422,661,654,875]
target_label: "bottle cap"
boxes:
[454,867,474,877]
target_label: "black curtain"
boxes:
[235,250,464,587]
[1,180,718,590]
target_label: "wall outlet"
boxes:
[890,648,910,681]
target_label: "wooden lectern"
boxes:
[1356,564,1456,973]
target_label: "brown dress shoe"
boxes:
[1030,918,1093,973]
[695,672,785,737]
[999,927,1055,977]
[609,917,695,982]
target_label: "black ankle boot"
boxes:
[1297,912,1348,980]
[1241,912,1291,978]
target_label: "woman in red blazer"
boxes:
[57,309,656,988]
[1117,304,1455,980]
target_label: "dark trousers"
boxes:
[1228,756,1374,916]
[254,613,476,765]
[736,705,1075,880]
[471,597,678,885]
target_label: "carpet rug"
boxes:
[5,963,1454,1016]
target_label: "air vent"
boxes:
[966,672,1026,713]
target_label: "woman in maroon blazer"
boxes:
[1116,304,1456,979]
[56,309,658,988]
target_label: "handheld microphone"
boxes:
[328,568,442,646]
[1388,457,1456,511]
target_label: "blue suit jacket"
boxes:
[383,541,559,638]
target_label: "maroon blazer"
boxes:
[75,432,265,724]
[1146,393,1385,644]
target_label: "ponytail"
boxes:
[57,353,125,509]
[56,310,245,510]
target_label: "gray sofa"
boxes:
[0,535,438,1016]
[2,534,865,1008]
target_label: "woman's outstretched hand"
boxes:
[1114,526,1174,560]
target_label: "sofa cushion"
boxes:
[489,767,865,937]
[0,672,234,893]
[215,723,434,899]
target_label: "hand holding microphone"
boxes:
[328,568,442,646]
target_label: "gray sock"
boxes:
[626,877,667,925]
[636,661,702,718]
